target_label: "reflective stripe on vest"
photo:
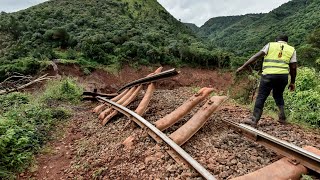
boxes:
[262,42,295,75]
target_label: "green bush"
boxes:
[264,67,320,127]
[66,49,78,60]
[232,71,260,104]
[230,56,248,69]
[297,45,320,67]
[0,92,29,114]
[0,102,53,179]
[0,78,81,179]
[32,47,58,60]
[289,90,320,126]
[41,77,83,104]
[0,58,42,81]
[295,68,318,91]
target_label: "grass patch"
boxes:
[191,86,201,94]
[235,67,320,128]
[103,62,121,76]
[41,78,82,104]
[0,58,49,81]
[0,78,82,179]
[264,68,320,128]
[301,174,314,180]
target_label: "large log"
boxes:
[0,74,50,95]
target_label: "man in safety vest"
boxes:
[236,34,297,126]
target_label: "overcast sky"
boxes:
[157,0,291,26]
[0,0,48,12]
[1,0,290,26]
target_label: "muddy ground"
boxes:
[19,65,320,179]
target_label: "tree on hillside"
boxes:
[308,28,320,48]
[44,28,70,49]
[0,15,25,40]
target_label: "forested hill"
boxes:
[197,14,265,39]
[198,0,320,56]
[0,0,231,80]
[184,23,199,33]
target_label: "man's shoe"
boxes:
[243,118,258,127]
[243,108,262,127]
[278,118,287,125]
[278,105,286,125]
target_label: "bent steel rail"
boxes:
[83,91,118,99]
[224,120,320,173]
[97,96,216,180]
[117,68,179,93]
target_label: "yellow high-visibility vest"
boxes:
[262,42,295,75]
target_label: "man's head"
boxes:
[276,34,289,42]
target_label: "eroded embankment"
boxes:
[42,63,233,93]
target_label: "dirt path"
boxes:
[18,104,90,180]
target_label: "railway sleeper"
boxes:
[94,67,164,123]
[123,87,214,148]
[96,96,217,179]
[232,146,320,180]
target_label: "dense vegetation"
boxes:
[198,0,320,63]
[0,78,82,179]
[198,13,265,42]
[0,0,232,81]
[264,67,320,127]
[184,23,199,33]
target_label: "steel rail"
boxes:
[116,68,179,93]
[83,91,118,99]
[223,119,320,173]
[97,96,216,180]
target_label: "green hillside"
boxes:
[0,0,230,80]
[184,23,199,33]
[198,0,320,57]
[198,14,265,40]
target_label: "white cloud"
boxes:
[0,0,48,12]
[0,0,291,27]
[157,0,291,26]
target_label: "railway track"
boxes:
[84,67,320,179]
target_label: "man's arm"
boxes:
[236,51,266,73]
[288,62,297,91]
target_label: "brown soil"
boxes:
[43,63,234,93]
[18,104,90,180]
[18,65,320,180]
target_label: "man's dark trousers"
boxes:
[253,74,288,121]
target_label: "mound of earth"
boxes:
[43,64,234,94]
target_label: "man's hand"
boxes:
[236,66,244,73]
[236,51,266,74]
[288,83,295,91]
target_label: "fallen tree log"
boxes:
[0,74,51,95]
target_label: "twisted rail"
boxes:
[96,96,217,180]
